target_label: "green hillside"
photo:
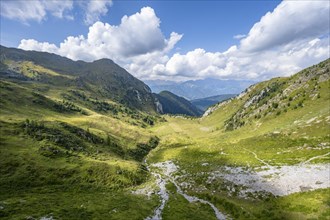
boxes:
[0,46,156,112]
[0,46,163,219]
[0,45,329,220]
[155,91,203,116]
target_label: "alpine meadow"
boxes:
[0,1,329,220]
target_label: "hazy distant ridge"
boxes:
[145,78,255,100]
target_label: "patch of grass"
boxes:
[0,189,158,220]
[162,182,217,220]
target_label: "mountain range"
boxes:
[145,78,256,100]
[0,45,238,117]
[0,45,203,117]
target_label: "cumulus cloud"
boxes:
[0,0,112,24]
[240,1,330,52]
[17,2,329,81]
[147,36,328,81]
[19,7,182,61]
[163,49,226,77]
[19,39,58,53]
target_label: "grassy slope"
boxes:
[147,59,330,219]
[1,46,157,113]
[0,60,162,219]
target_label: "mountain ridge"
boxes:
[145,78,256,100]
[0,45,157,113]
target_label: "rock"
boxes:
[299,185,313,192]
[40,216,54,220]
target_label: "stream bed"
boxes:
[145,161,227,220]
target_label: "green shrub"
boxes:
[272,102,279,108]
[128,136,159,161]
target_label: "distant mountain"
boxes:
[145,78,256,100]
[0,45,156,112]
[191,94,237,111]
[154,91,203,116]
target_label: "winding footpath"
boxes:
[300,152,330,166]
[145,161,227,220]
[243,148,271,167]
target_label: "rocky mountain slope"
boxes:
[205,59,330,131]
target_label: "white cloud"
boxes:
[17,3,329,82]
[233,34,246,40]
[150,36,328,81]
[1,0,47,23]
[43,0,74,19]
[163,49,226,77]
[19,7,182,61]
[240,1,330,52]
[19,39,58,53]
[83,0,113,25]
[0,0,112,24]
[0,0,74,23]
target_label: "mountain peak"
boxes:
[0,46,157,113]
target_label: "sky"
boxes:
[0,0,329,82]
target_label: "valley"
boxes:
[143,59,330,219]
[0,46,329,220]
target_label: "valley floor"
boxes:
[140,108,330,219]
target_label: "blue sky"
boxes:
[1,1,280,52]
[0,0,329,81]
[93,1,282,53]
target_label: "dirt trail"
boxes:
[243,148,271,167]
[300,152,330,165]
